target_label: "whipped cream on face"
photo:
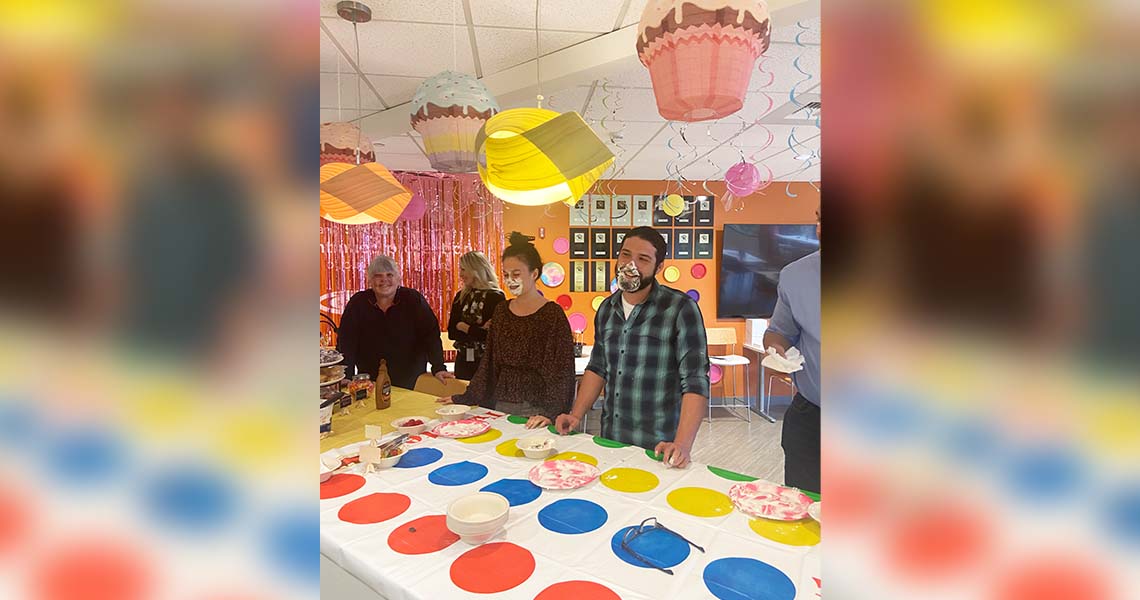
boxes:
[616,261,644,293]
[505,276,524,296]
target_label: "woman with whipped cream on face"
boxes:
[438,232,576,429]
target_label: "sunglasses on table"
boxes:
[620,517,705,575]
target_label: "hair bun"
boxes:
[507,231,535,248]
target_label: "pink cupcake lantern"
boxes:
[637,0,771,122]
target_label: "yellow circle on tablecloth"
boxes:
[550,451,598,466]
[600,467,659,493]
[458,428,503,444]
[748,517,821,546]
[663,266,681,283]
[591,296,606,311]
[666,487,734,518]
[495,438,525,457]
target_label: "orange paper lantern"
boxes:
[319,162,412,225]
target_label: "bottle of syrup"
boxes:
[375,360,392,410]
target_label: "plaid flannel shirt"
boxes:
[586,281,710,448]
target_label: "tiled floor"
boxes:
[581,396,793,484]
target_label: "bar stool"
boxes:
[706,327,752,423]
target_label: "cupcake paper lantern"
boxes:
[410,71,499,173]
[637,0,771,122]
[320,121,375,165]
[476,108,614,206]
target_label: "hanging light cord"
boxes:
[353,20,363,165]
[535,0,543,107]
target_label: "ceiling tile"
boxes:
[622,0,649,28]
[320,27,345,72]
[375,153,433,171]
[540,31,598,54]
[368,75,425,106]
[469,0,535,28]
[324,18,476,77]
[320,108,370,124]
[474,27,536,75]
[320,72,387,109]
[771,17,821,45]
[544,85,591,113]
[374,135,424,154]
[540,0,623,32]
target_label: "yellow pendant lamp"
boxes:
[476,108,614,206]
[320,161,411,224]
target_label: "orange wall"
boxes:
[502,180,819,398]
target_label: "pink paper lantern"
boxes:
[398,192,426,221]
[725,161,762,197]
[637,1,771,122]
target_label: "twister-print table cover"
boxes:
[320,409,822,600]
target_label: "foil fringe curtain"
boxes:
[319,171,504,336]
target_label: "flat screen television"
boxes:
[717,224,819,319]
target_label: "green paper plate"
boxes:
[646,449,663,461]
[506,415,528,424]
[593,436,629,448]
[548,424,579,436]
[707,465,758,482]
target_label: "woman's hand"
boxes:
[436,396,453,404]
[456,322,470,333]
[525,415,551,429]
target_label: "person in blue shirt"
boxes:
[764,210,821,493]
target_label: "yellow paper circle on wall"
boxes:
[663,266,681,282]
[591,296,606,311]
[662,193,685,217]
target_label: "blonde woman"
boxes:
[446,251,506,379]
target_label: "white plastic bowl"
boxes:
[375,445,405,469]
[391,416,429,435]
[517,436,556,460]
[446,492,510,545]
[436,404,470,422]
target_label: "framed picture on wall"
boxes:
[694,228,714,258]
[659,228,673,259]
[589,195,610,227]
[611,195,632,227]
[653,196,674,226]
[632,195,653,226]
[591,261,611,293]
[570,197,590,226]
[694,195,714,226]
[590,228,610,259]
[611,228,629,258]
[673,228,694,259]
[673,197,694,226]
[570,228,589,258]
[570,261,588,292]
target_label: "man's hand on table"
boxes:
[525,415,551,429]
[554,413,580,435]
[436,396,454,404]
[434,370,455,384]
[655,440,693,469]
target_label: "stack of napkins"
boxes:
[761,346,805,374]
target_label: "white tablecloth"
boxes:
[320,411,821,600]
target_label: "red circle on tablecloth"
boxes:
[388,515,460,555]
[990,554,1113,600]
[450,542,535,593]
[0,487,32,558]
[556,294,573,310]
[535,580,621,600]
[338,493,411,524]
[884,501,991,579]
[691,263,707,279]
[320,474,365,499]
[30,537,153,600]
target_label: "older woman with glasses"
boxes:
[336,254,455,389]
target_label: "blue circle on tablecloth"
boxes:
[428,461,488,486]
[610,525,690,570]
[262,505,319,586]
[940,417,1002,467]
[703,557,796,600]
[395,447,443,468]
[1103,481,1140,547]
[142,464,238,533]
[0,400,39,449]
[45,426,127,486]
[538,499,607,534]
[1004,444,1085,503]
[480,478,542,506]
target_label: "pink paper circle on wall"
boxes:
[691,263,707,279]
[556,294,573,310]
[553,237,570,255]
[568,312,588,332]
[687,289,700,302]
[709,365,723,385]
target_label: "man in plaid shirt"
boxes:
[556,227,710,467]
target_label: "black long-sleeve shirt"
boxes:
[446,288,505,348]
[336,287,446,389]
